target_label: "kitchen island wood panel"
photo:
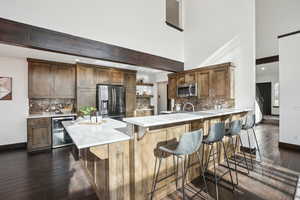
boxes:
[77,110,248,200]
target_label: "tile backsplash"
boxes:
[174,97,235,111]
[29,98,75,114]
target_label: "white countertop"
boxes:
[123,108,252,128]
[62,118,130,149]
[27,113,77,119]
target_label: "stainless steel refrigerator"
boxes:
[96,84,126,120]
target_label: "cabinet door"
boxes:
[76,88,97,111]
[28,62,53,98]
[212,67,228,99]
[94,68,110,84]
[27,118,51,152]
[53,65,75,98]
[185,72,196,83]
[76,64,95,88]
[168,76,177,99]
[111,70,124,85]
[126,89,136,117]
[124,72,136,89]
[177,74,185,85]
[197,70,210,99]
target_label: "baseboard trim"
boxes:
[279,142,300,151]
[240,146,256,155]
[0,142,27,152]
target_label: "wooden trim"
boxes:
[77,62,137,74]
[256,55,279,65]
[279,142,300,151]
[165,21,184,32]
[0,142,26,152]
[168,62,233,77]
[0,17,184,72]
[27,58,75,67]
[278,30,300,39]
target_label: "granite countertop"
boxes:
[123,108,252,128]
[62,118,130,149]
[27,113,77,119]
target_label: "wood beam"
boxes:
[256,55,279,65]
[0,17,184,72]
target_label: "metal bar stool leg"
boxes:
[239,136,250,174]
[222,141,235,191]
[252,127,262,162]
[196,151,209,196]
[212,144,218,200]
[246,130,254,170]
[150,157,162,200]
[173,155,178,190]
[232,137,238,185]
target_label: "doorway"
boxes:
[256,82,272,115]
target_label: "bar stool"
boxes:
[224,120,250,185]
[242,114,262,168]
[150,129,208,200]
[202,122,235,200]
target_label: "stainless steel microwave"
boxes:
[177,83,197,97]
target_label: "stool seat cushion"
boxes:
[159,130,204,156]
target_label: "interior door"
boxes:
[157,82,168,114]
[256,82,272,115]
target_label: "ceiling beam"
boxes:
[0,17,184,72]
[256,55,279,65]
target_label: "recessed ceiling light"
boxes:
[261,67,265,70]
[75,59,80,62]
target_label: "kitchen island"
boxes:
[63,108,251,200]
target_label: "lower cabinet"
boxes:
[27,118,52,152]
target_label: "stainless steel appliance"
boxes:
[52,116,76,148]
[177,83,197,97]
[96,84,126,120]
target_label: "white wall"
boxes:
[279,33,300,146]
[0,0,183,61]
[256,62,279,115]
[0,57,28,145]
[256,0,300,58]
[184,0,256,109]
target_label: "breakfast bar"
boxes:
[63,108,251,200]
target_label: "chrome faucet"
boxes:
[183,102,195,112]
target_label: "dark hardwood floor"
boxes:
[0,123,299,200]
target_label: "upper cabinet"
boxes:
[53,65,75,98]
[168,74,177,99]
[110,70,124,85]
[76,64,96,88]
[28,59,76,99]
[196,70,210,99]
[168,62,235,100]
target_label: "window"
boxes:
[166,0,183,31]
[274,82,279,107]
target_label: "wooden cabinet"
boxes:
[197,70,210,99]
[177,73,185,85]
[76,88,96,110]
[168,62,235,101]
[53,65,75,98]
[94,68,110,84]
[168,75,177,99]
[126,89,136,117]
[110,70,124,84]
[27,118,51,152]
[185,72,196,83]
[76,64,95,88]
[28,59,76,99]
[124,72,136,89]
[28,62,53,98]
